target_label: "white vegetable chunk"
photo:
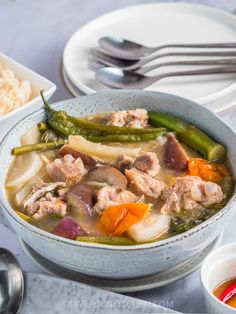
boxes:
[68,135,141,161]
[15,176,41,205]
[128,212,170,243]
[21,125,41,145]
[5,153,43,189]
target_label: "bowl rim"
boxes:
[1,89,236,251]
[0,53,56,123]
[201,242,236,312]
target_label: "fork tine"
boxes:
[88,58,106,72]
[89,48,136,68]
[88,55,108,67]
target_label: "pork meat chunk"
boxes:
[115,152,160,176]
[32,198,67,220]
[47,154,86,184]
[115,154,134,173]
[94,186,139,214]
[161,176,224,214]
[23,181,66,212]
[125,168,166,198]
[106,109,148,128]
[134,152,160,177]
[23,181,67,219]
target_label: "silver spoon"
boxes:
[90,48,236,71]
[0,248,24,314]
[99,36,236,59]
[95,66,236,89]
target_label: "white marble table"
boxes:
[1,0,236,313]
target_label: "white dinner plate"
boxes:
[63,3,236,114]
[20,235,221,293]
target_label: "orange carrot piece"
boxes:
[100,203,150,235]
[113,212,139,236]
[188,158,229,183]
[100,205,128,233]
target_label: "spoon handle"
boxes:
[147,66,236,86]
[135,51,236,70]
[139,58,236,74]
[151,43,236,54]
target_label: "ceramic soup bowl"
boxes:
[0,90,235,279]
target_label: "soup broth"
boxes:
[5,107,234,245]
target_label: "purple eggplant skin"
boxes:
[51,217,86,240]
[60,145,97,166]
[67,184,93,216]
[164,133,189,172]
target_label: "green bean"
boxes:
[16,211,34,223]
[76,236,136,245]
[68,115,162,135]
[148,111,226,162]
[12,140,65,155]
[37,122,48,132]
[219,176,235,199]
[47,120,83,137]
[48,118,166,143]
[40,90,56,115]
[40,90,163,135]
[88,129,166,143]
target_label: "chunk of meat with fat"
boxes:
[23,181,66,210]
[134,152,160,177]
[164,133,189,172]
[161,176,224,214]
[161,188,180,214]
[47,154,86,183]
[115,152,160,177]
[60,145,97,167]
[125,168,166,198]
[106,109,148,128]
[32,198,67,220]
[94,186,139,214]
[115,154,134,173]
[23,181,67,220]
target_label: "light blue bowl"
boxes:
[0,90,236,279]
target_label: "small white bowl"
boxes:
[201,243,236,314]
[0,53,56,140]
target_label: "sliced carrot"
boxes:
[188,158,230,183]
[100,203,151,236]
[113,212,139,236]
[188,158,202,176]
[99,205,128,233]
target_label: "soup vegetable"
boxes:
[5,92,234,245]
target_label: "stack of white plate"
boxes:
[62,3,236,115]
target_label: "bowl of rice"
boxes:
[0,53,56,140]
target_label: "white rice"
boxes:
[0,63,31,116]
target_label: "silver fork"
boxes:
[88,56,236,74]
[89,48,236,71]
